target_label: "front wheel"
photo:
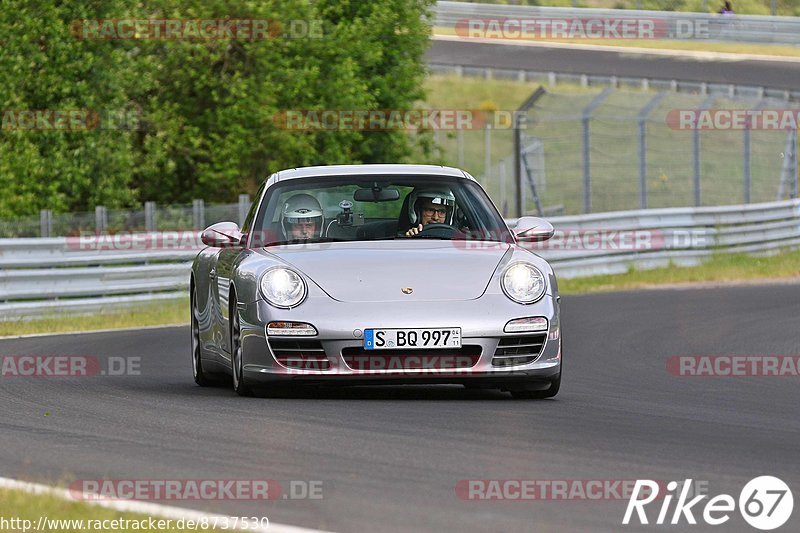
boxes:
[191,289,212,387]
[230,303,253,397]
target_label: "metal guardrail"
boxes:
[428,63,800,103]
[529,198,800,278]
[0,199,798,319]
[0,235,201,319]
[434,1,800,45]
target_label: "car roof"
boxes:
[270,164,471,184]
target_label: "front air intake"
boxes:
[492,334,547,367]
[268,339,330,370]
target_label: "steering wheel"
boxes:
[414,223,457,238]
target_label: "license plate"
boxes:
[364,328,461,350]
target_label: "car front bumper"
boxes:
[237,292,561,387]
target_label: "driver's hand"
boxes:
[405,224,423,237]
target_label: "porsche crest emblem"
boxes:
[401,287,413,294]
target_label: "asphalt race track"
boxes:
[428,38,800,90]
[2,283,799,532]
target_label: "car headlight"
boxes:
[502,263,546,304]
[260,267,307,308]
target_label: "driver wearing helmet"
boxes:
[280,193,324,241]
[404,188,455,237]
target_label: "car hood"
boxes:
[260,240,511,303]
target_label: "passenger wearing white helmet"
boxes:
[404,187,455,237]
[280,193,324,240]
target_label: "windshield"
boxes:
[250,175,511,247]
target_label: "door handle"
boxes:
[209,268,217,279]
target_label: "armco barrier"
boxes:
[434,1,800,45]
[0,199,799,319]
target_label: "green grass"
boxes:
[0,488,219,533]
[558,249,800,294]
[0,298,188,337]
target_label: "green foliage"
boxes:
[0,0,435,217]
[0,1,139,216]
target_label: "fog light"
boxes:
[504,317,549,333]
[267,322,317,336]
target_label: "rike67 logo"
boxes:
[623,476,793,530]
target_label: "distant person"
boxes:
[719,1,734,15]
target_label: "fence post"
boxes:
[499,161,507,217]
[743,125,751,204]
[742,99,766,204]
[793,129,799,199]
[694,95,717,207]
[637,93,668,210]
[457,129,465,168]
[193,199,205,230]
[40,210,52,238]
[582,89,612,214]
[145,201,156,231]
[514,122,522,217]
[484,123,492,187]
[693,127,701,207]
[514,87,546,218]
[95,206,107,233]
[238,194,250,226]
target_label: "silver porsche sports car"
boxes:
[191,164,561,398]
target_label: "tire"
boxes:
[230,296,253,397]
[191,288,212,387]
[510,372,560,400]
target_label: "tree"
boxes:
[0,0,435,217]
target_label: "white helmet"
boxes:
[407,187,455,225]
[280,193,324,239]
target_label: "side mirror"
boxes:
[201,222,244,248]
[512,216,554,242]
